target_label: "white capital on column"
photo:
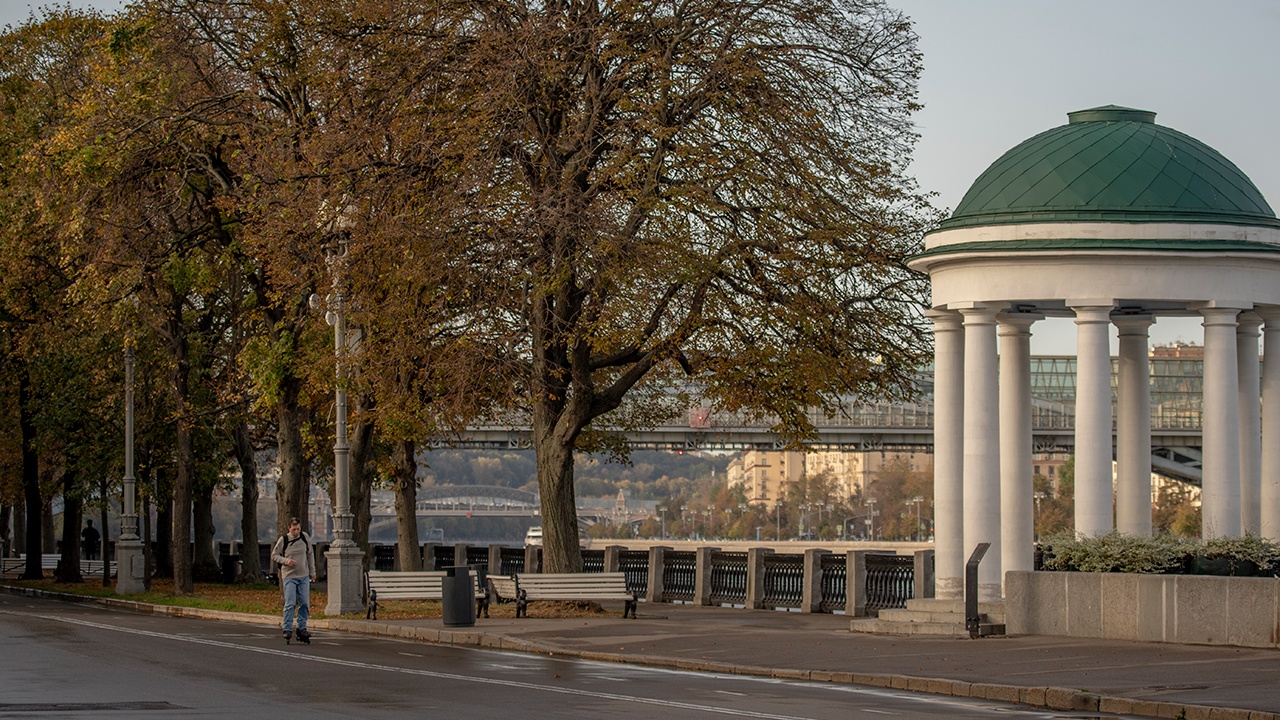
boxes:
[1072,303,1114,537]
[926,309,964,599]
[1260,308,1280,541]
[1237,312,1262,535]
[960,305,1002,601]
[1201,306,1242,539]
[1114,314,1153,537]
[998,312,1038,581]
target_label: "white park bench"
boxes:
[490,572,638,619]
[364,569,488,620]
[0,555,114,578]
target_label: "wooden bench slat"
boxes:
[364,569,490,620]
[493,572,638,618]
[366,570,484,600]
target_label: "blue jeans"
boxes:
[282,577,310,632]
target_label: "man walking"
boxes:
[81,520,100,561]
[271,517,316,644]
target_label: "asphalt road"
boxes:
[0,594,1134,719]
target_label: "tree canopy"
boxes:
[0,0,936,578]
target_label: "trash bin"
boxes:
[220,554,240,584]
[373,545,395,571]
[441,566,476,627]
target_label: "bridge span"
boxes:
[428,355,1211,484]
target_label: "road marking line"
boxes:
[31,613,819,720]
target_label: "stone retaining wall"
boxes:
[1005,571,1280,648]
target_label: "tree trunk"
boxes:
[41,502,55,554]
[142,493,153,589]
[56,470,82,584]
[233,422,261,580]
[99,477,110,587]
[13,501,25,555]
[348,402,376,569]
[171,414,194,593]
[392,440,420,571]
[533,432,582,573]
[154,490,173,579]
[162,291,195,594]
[301,470,311,533]
[0,503,10,557]
[192,482,218,582]
[275,374,306,538]
[20,372,41,579]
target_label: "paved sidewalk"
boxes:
[7,585,1280,720]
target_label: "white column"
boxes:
[998,312,1038,581]
[1114,315,1153,536]
[1237,312,1262,535]
[960,305,1002,601]
[926,309,965,599]
[1072,304,1115,537]
[1201,306,1242,539]
[1260,309,1280,541]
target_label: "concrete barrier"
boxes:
[1005,571,1280,648]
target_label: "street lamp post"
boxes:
[1034,491,1048,541]
[910,495,924,542]
[314,209,365,617]
[775,500,782,539]
[114,342,145,594]
[842,516,858,539]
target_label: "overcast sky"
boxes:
[4,0,1277,354]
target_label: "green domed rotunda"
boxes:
[941,105,1277,231]
[909,107,1280,603]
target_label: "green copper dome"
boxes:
[937,105,1279,230]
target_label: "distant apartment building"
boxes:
[727,449,931,506]
[725,449,804,506]
[1032,451,1069,489]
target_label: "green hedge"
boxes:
[1038,532,1279,576]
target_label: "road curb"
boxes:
[3,583,1274,720]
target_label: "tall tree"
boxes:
[446,0,936,570]
[52,6,247,592]
[0,8,110,580]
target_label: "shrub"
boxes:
[1039,531,1280,575]
[1039,531,1187,573]
[1200,535,1279,573]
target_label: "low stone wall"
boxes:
[1005,571,1280,648]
